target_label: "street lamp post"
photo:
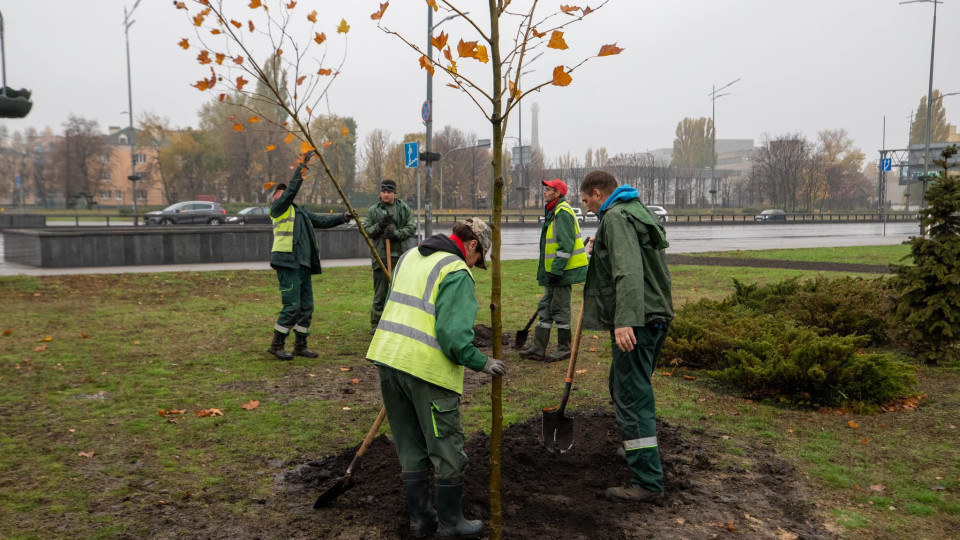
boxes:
[123,0,142,224]
[708,78,739,213]
[439,139,491,212]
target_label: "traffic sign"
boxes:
[881,158,892,172]
[421,100,431,123]
[15,175,21,188]
[405,142,420,168]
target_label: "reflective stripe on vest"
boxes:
[271,205,295,252]
[544,201,588,272]
[366,250,474,394]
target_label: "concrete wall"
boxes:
[0,214,45,229]
[2,225,371,268]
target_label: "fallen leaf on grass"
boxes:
[683,375,696,380]
[859,437,868,444]
[167,417,179,424]
[80,332,90,339]
[787,429,794,434]
[158,409,186,417]
[68,429,76,433]
[78,451,95,458]
[33,344,47,352]
[339,367,352,372]
[33,293,41,297]
[349,378,360,384]
[590,335,599,340]
[240,400,260,410]
[588,347,597,352]
[725,519,737,532]
[341,407,351,411]
[847,420,859,429]
[195,408,223,417]
[43,336,53,341]
[869,484,885,492]
[661,371,672,376]
[2,329,11,336]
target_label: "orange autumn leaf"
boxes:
[210,28,221,35]
[233,123,244,132]
[296,75,307,85]
[300,141,315,153]
[213,52,225,65]
[431,31,448,50]
[457,39,479,59]
[34,344,47,352]
[191,67,217,91]
[306,106,313,115]
[178,38,190,50]
[248,116,260,123]
[193,12,207,27]
[370,2,389,20]
[443,46,454,62]
[218,93,228,102]
[419,55,435,76]
[276,48,283,57]
[285,1,297,8]
[598,43,625,57]
[560,5,581,14]
[661,371,672,376]
[547,30,569,50]
[306,10,317,23]
[859,437,869,444]
[552,65,572,86]
[341,127,350,136]
[446,82,460,89]
[683,375,696,380]
[2,329,11,336]
[265,145,276,152]
[195,408,224,417]
[263,181,276,190]
[78,451,95,458]
[174,1,187,9]
[43,336,53,342]
[588,347,597,352]
[847,420,860,429]
[322,141,333,149]
[283,133,294,144]
[532,28,546,38]
[314,32,326,45]
[240,400,260,410]
[508,81,520,99]
[80,332,90,339]
[230,19,242,28]
[233,56,244,65]
[236,76,249,91]
[248,0,262,8]
[316,68,332,76]
[248,20,255,32]
[583,6,594,15]
[196,50,212,65]
[426,0,438,11]
[474,44,489,63]
[575,369,587,375]
[337,19,350,33]
[349,378,360,384]
[339,367,352,372]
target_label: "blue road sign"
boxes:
[15,175,21,188]
[405,142,420,168]
[881,158,892,172]
[421,100,431,123]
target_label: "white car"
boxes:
[647,205,668,223]
[539,207,585,223]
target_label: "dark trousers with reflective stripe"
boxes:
[535,284,572,329]
[378,365,468,478]
[609,323,669,492]
[275,265,314,335]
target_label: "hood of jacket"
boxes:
[418,233,466,263]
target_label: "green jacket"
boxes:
[536,197,588,286]
[583,198,673,331]
[269,173,348,273]
[363,198,416,267]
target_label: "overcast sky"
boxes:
[2,1,959,166]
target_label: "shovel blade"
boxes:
[542,407,574,455]
[313,474,354,508]
[514,330,529,351]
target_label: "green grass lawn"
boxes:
[0,254,956,538]
[696,244,912,266]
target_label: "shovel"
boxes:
[385,238,393,278]
[313,406,387,508]
[541,302,585,455]
[513,311,538,351]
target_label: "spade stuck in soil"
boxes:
[313,407,387,508]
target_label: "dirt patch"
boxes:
[667,254,889,274]
[473,324,511,349]
[277,411,829,539]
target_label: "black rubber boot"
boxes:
[605,483,665,506]
[546,328,572,363]
[402,470,437,538]
[518,326,551,361]
[293,333,319,358]
[435,475,483,539]
[267,330,293,361]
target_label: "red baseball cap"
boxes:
[541,178,568,196]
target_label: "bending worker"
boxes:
[363,178,416,335]
[579,170,674,504]
[518,178,588,362]
[267,152,352,361]
[367,218,507,539]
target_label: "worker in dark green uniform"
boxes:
[367,218,506,539]
[579,170,673,504]
[363,179,416,335]
[267,153,352,361]
[518,178,588,362]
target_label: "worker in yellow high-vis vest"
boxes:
[367,218,506,539]
[267,153,351,361]
[519,178,588,363]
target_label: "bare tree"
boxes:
[752,133,811,211]
[55,115,109,207]
[360,128,391,193]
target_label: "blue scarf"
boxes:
[599,185,639,214]
[598,185,668,249]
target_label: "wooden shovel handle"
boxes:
[564,301,586,383]
[346,406,387,476]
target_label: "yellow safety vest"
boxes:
[545,201,588,272]
[271,205,295,252]
[367,249,473,394]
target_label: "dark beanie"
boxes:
[273,183,287,194]
[380,179,397,193]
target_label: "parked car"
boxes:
[755,209,787,221]
[144,201,228,225]
[646,205,668,223]
[584,211,598,223]
[538,207,585,223]
[227,206,270,225]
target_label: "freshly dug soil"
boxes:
[278,411,829,539]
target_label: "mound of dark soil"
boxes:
[278,411,828,539]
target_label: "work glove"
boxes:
[481,358,507,376]
[340,211,352,224]
[548,273,562,285]
[382,225,397,240]
[379,215,396,229]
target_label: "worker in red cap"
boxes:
[519,178,588,362]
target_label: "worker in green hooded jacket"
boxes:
[579,170,674,505]
[518,178,588,362]
[363,179,416,335]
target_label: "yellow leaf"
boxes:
[306,10,317,23]
[314,32,326,45]
[552,65,572,87]
[474,44,489,63]
[598,43,625,57]
[419,55,435,76]
[178,38,190,50]
[316,68,332,76]
[508,81,519,99]
[265,145,276,152]
[547,30,569,50]
[575,369,587,375]
[300,141,315,153]
[233,123,244,132]
[847,420,860,429]
[370,2,389,20]
[426,0,438,11]
[341,127,349,136]
[43,336,53,342]
[240,400,260,410]
[284,133,294,144]
[337,19,350,33]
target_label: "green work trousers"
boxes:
[535,284,572,330]
[275,265,314,335]
[378,365,468,478]
[370,262,396,328]
[609,322,670,492]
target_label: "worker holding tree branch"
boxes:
[363,179,416,335]
[579,171,674,504]
[267,152,352,361]
[367,218,506,539]
[518,179,588,362]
